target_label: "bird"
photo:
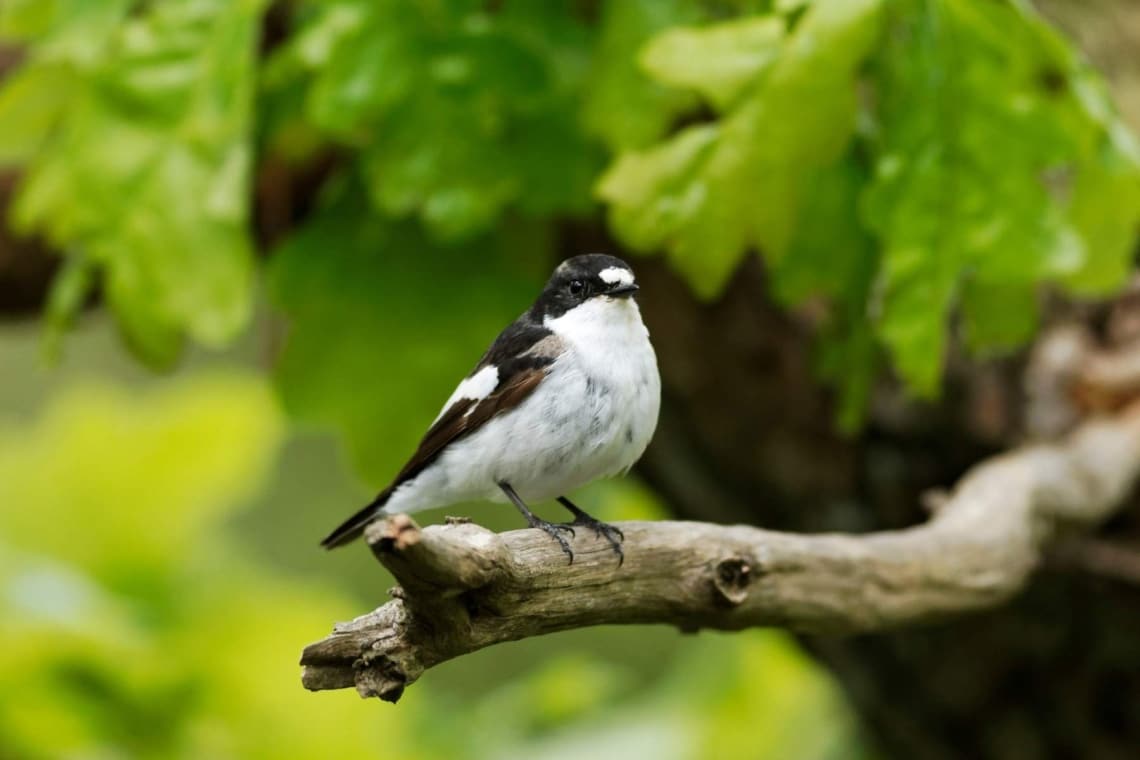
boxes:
[320,254,661,564]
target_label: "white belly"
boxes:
[384,297,660,513]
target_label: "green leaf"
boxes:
[41,253,96,363]
[295,3,413,140]
[599,0,884,298]
[819,321,877,433]
[1065,149,1140,293]
[775,0,813,12]
[596,123,721,277]
[1062,73,1140,294]
[0,64,75,167]
[273,0,598,240]
[2,0,265,364]
[959,280,1039,355]
[0,0,134,165]
[0,0,131,55]
[772,159,879,430]
[640,16,785,112]
[772,159,873,305]
[582,0,700,151]
[863,0,1140,396]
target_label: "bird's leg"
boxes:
[557,496,624,566]
[498,482,576,564]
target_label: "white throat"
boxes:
[544,297,648,351]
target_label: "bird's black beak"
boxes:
[608,284,639,298]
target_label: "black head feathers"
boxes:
[531,254,638,320]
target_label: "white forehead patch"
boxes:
[598,267,634,287]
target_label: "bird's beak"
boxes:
[608,284,639,298]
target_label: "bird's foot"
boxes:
[525,515,577,564]
[570,515,625,566]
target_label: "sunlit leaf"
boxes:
[0,64,75,166]
[1,0,265,365]
[598,0,884,297]
[862,0,1140,395]
[582,0,700,151]
[640,16,784,112]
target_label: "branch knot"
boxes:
[713,557,753,606]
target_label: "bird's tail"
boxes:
[320,487,393,549]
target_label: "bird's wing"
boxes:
[392,322,563,488]
[321,320,564,548]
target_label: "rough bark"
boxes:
[300,402,1140,703]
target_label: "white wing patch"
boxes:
[598,266,634,288]
[435,364,499,423]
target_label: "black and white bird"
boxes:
[320,254,661,564]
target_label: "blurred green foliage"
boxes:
[860,0,1140,393]
[2,0,1136,431]
[268,0,599,238]
[0,0,264,365]
[0,372,411,758]
[0,335,868,758]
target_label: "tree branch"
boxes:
[300,404,1140,703]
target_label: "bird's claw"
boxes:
[527,518,577,564]
[571,516,625,566]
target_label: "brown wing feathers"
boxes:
[319,361,552,549]
[394,367,547,487]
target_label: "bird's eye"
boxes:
[568,280,585,296]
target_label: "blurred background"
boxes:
[1,1,1139,759]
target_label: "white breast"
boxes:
[539,296,661,478]
[544,296,658,410]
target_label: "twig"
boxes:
[1049,537,1140,586]
[300,404,1140,702]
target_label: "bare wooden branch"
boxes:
[300,404,1140,702]
[1049,537,1140,586]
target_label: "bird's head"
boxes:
[532,254,639,320]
